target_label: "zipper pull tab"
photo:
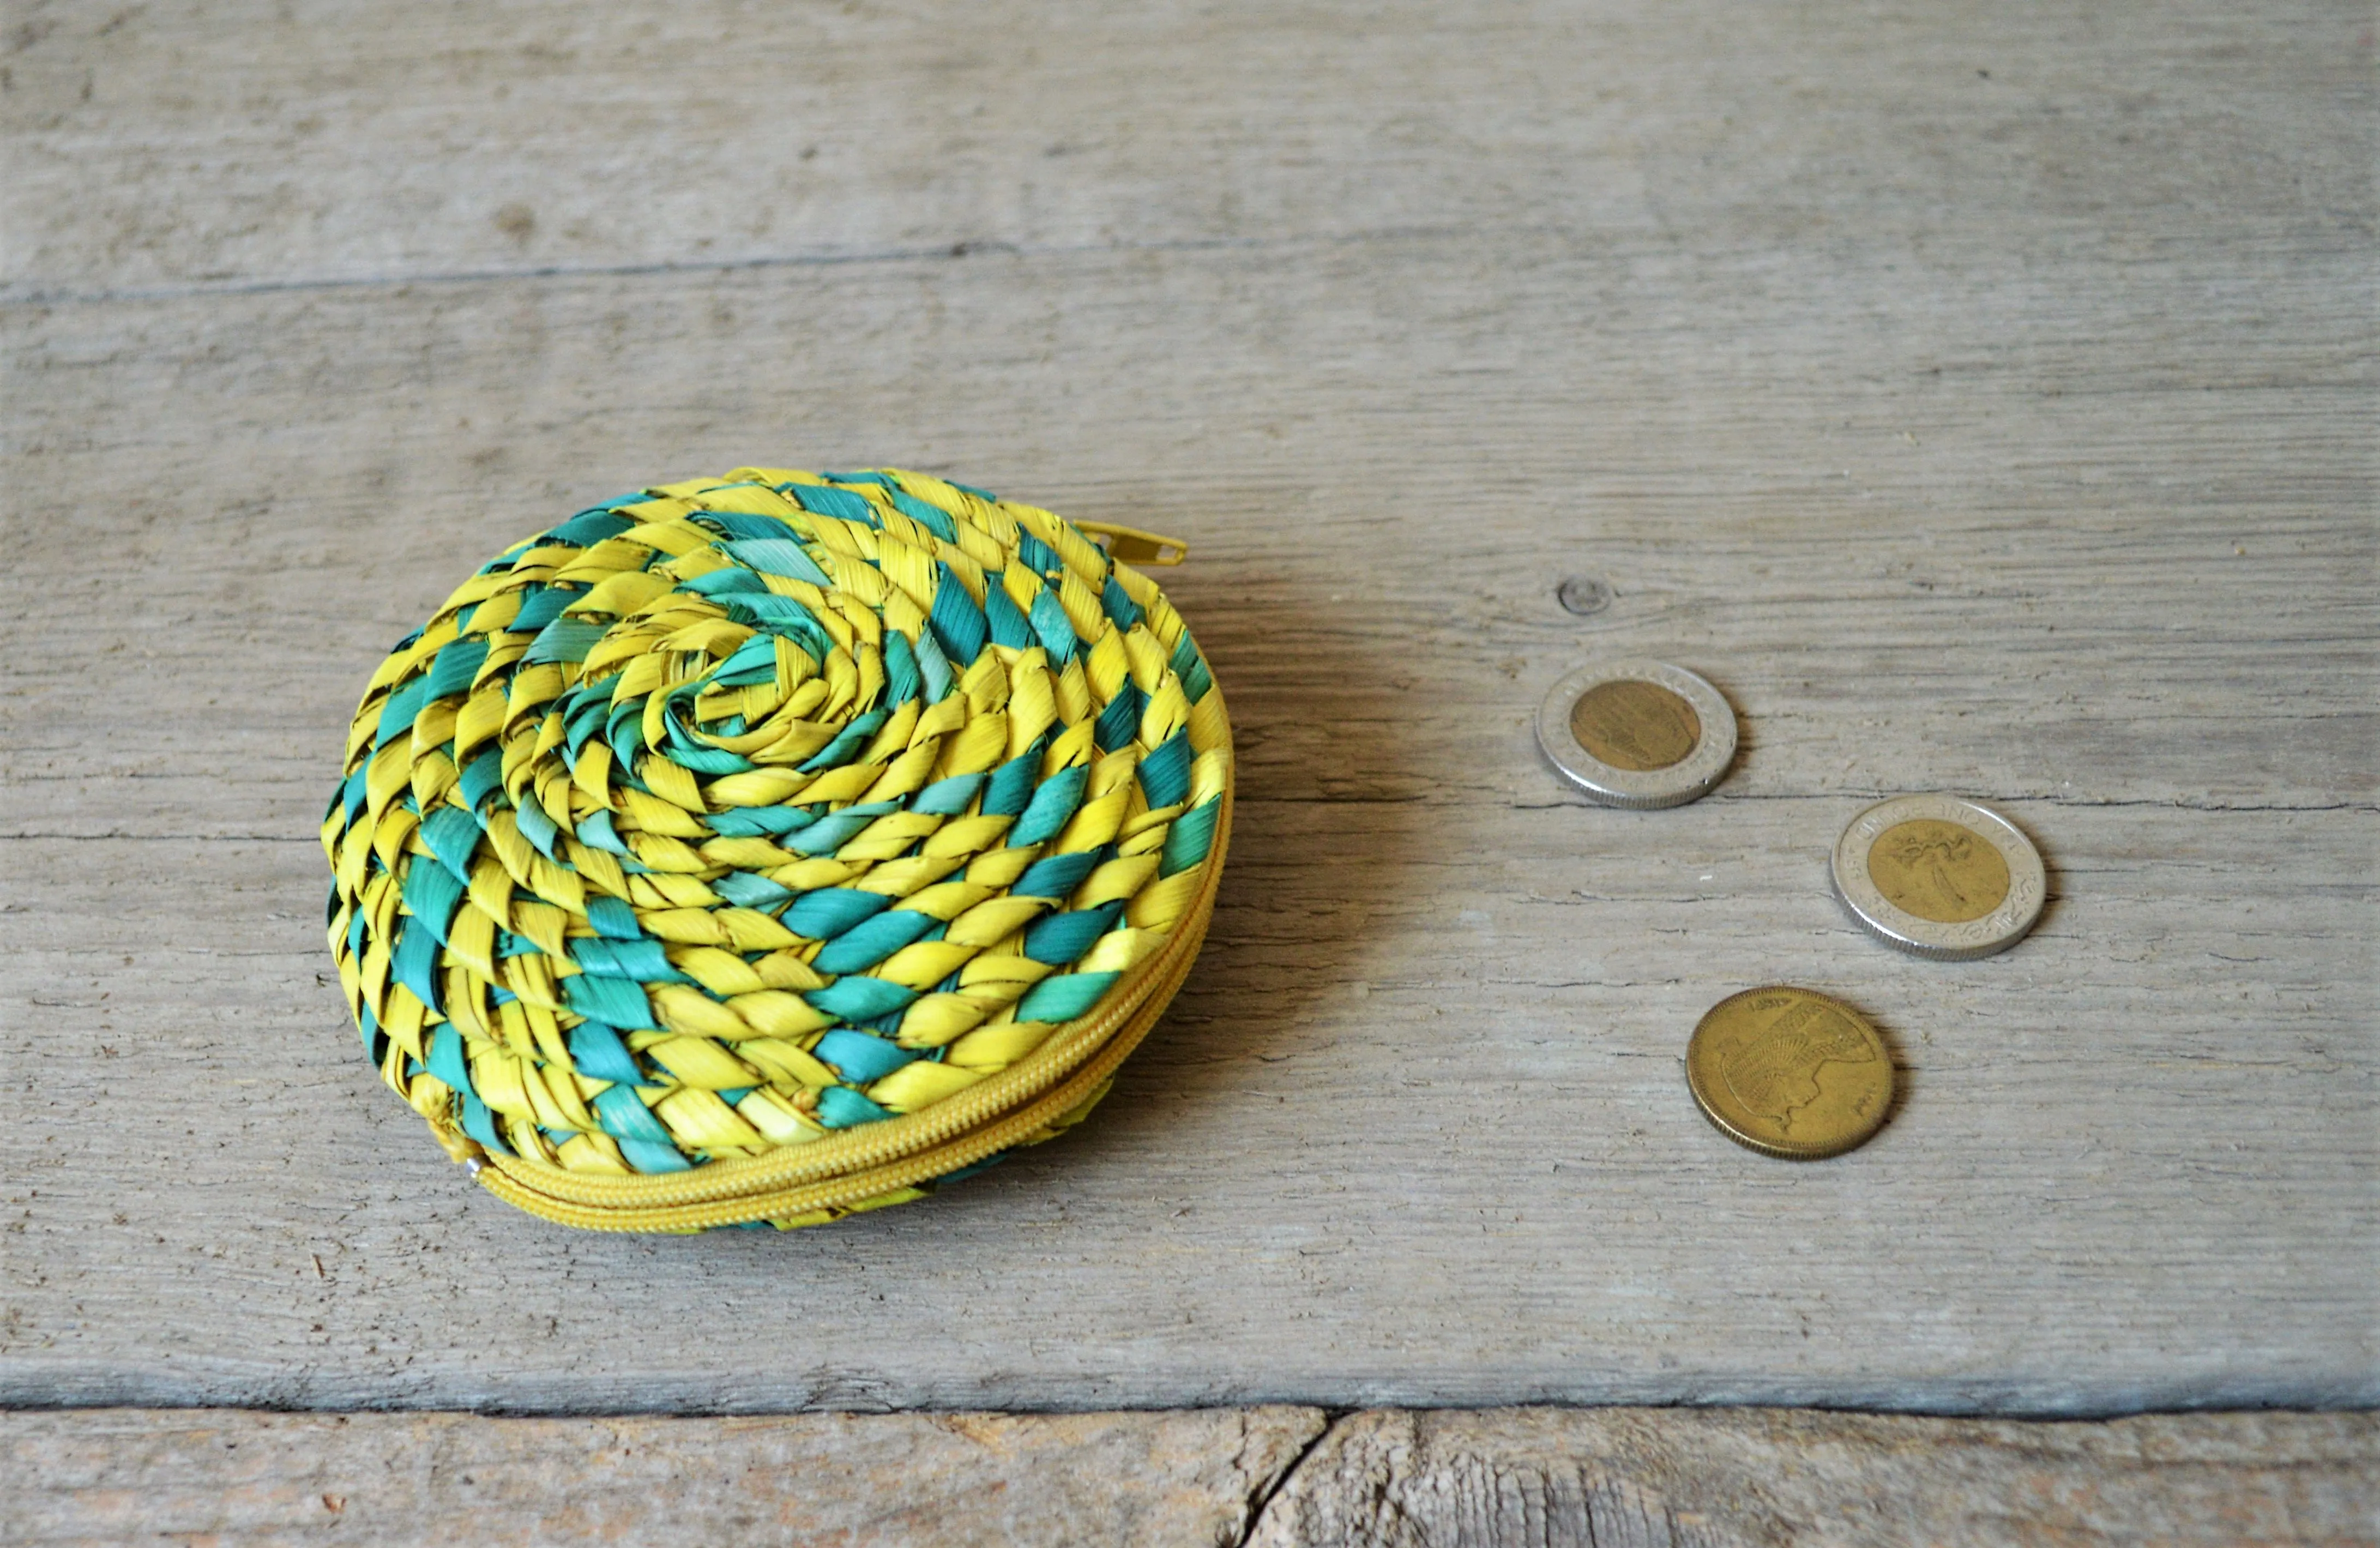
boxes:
[1074,520,1189,567]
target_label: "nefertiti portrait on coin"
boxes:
[1715,997,1882,1136]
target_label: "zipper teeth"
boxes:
[475,727,1234,1217]
[479,915,1206,1232]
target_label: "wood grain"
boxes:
[8,1,2365,298]
[1248,1408,2378,1547]
[5,1406,2367,1546]
[1,1405,1326,1547]
[1,0,2372,1416]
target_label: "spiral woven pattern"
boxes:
[322,467,1229,1230]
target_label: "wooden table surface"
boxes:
[3,0,2373,1432]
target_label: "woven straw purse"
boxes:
[322,468,1231,1232]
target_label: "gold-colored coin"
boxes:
[1686,987,1894,1160]
[1537,661,1737,808]
[1568,679,1701,772]
[1866,818,2010,924]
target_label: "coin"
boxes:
[1535,660,1737,808]
[1686,986,1895,1160]
[1831,794,2045,960]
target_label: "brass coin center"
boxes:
[1686,987,1894,1160]
[1867,818,2010,924]
[1569,679,1701,772]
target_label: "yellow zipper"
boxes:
[473,712,1234,1232]
[1071,521,1189,567]
[479,893,1216,1232]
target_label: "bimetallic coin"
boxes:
[1535,660,1737,809]
[1686,986,1895,1160]
[1831,794,2046,961]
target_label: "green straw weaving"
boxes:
[322,467,1232,1232]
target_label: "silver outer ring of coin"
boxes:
[1830,794,2046,961]
[1534,660,1738,809]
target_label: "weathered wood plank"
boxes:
[1248,1408,2378,1547]
[0,245,2367,1414]
[0,791,2367,1413]
[4,1406,2367,1546]
[2,0,2366,295]
[0,0,2371,1418]
[5,240,2370,826]
[0,1405,1325,1547]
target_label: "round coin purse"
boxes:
[321,467,1232,1232]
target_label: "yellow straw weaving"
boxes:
[321,467,1231,1233]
